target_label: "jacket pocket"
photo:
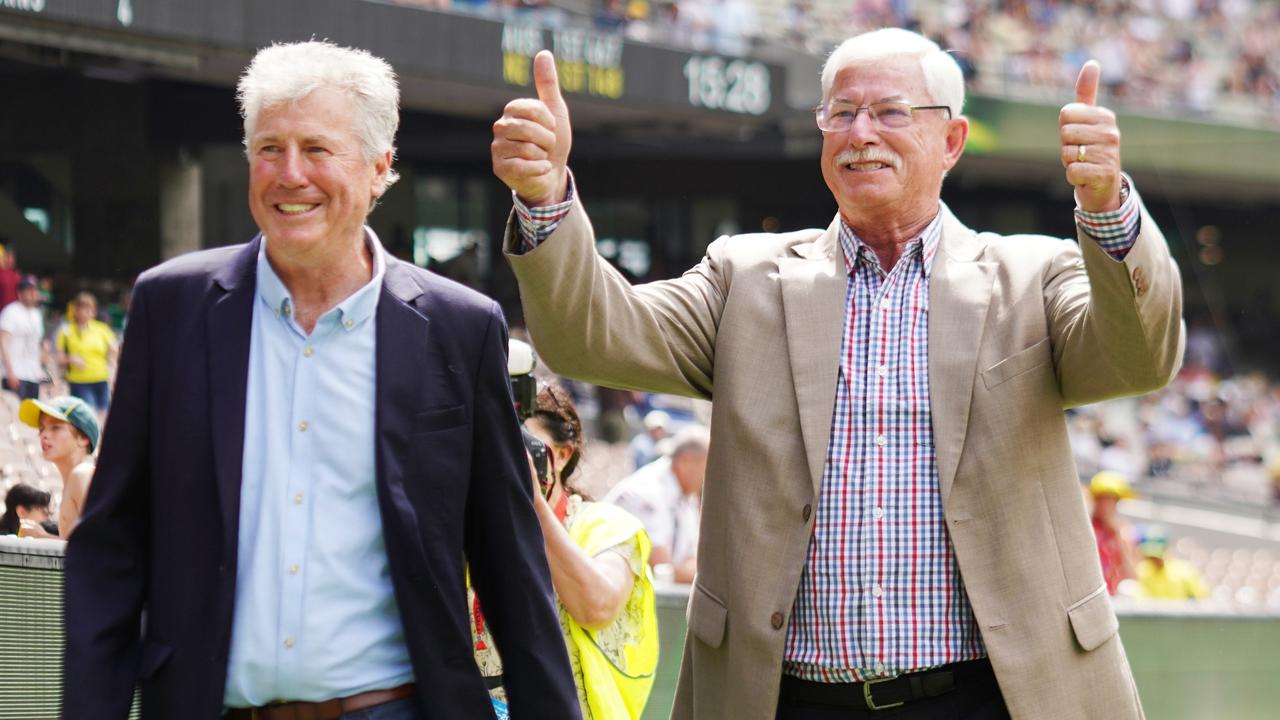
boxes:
[981,337,1051,390]
[137,640,174,681]
[1067,583,1119,652]
[413,404,467,434]
[687,583,728,649]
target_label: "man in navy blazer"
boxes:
[62,41,579,720]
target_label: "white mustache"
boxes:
[835,148,901,169]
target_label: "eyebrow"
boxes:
[251,133,338,147]
[829,94,909,105]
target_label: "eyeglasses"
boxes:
[814,100,952,133]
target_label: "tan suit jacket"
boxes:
[506,193,1183,720]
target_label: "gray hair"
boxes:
[820,29,965,118]
[237,40,401,189]
[667,425,710,460]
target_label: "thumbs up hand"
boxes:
[492,50,573,207]
[1059,60,1123,213]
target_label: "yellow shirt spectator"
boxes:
[1136,557,1209,600]
[58,319,116,384]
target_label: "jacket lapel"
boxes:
[209,238,259,560]
[780,216,846,496]
[928,208,995,504]
[374,257,430,557]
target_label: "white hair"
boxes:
[667,425,710,459]
[820,29,965,118]
[237,40,401,189]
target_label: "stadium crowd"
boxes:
[1068,317,1280,506]
[0,243,124,539]
[391,0,1280,124]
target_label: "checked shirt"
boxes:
[513,174,1141,684]
[781,215,984,682]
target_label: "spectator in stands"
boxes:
[0,275,49,401]
[20,396,100,540]
[606,426,707,584]
[627,409,670,470]
[709,0,760,56]
[594,0,629,32]
[474,384,658,719]
[1090,470,1142,595]
[56,291,118,415]
[0,245,20,309]
[62,40,578,720]
[1133,526,1209,601]
[0,483,52,537]
[494,26,1181,717]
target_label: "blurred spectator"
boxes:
[20,395,100,540]
[1097,434,1144,480]
[627,409,670,470]
[709,0,760,56]
[56,291,118,415]
[1090,471,1141,595]
[594,0,630,32]
[473,384,659,718]
[1132,526,1209,600]
[0,245,20,309]
[0,483,54,538]
[783,0,823,54]
[0,275,49,401]
[605,425,708,583]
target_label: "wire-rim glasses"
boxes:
[814,100,952,133]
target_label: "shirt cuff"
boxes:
[513,171,576,254]
[1075,174,1140,261]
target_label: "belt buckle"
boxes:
[863,675,905,711]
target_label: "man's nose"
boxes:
[278,147,308,186]
[845,109,881,147]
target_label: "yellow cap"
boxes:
[1089,471,1136,499]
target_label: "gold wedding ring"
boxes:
[1077,144,1086,163]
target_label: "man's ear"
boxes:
[371,150,393,198]
[942,116,969,171]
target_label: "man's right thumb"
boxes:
[534,50,565,112]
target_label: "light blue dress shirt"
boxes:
[224,230,414,707]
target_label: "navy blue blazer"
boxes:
[62,237,580,719]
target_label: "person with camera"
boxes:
[472,382,659,720]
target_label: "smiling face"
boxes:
[247,86,390,266]
[819,55,967,231]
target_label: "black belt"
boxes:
[780,658,994,711]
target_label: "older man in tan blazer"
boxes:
[492,28,1182,720]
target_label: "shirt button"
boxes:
[297,420,309,432]
[874,663,886,676]
[770,612,785,630]
[802,504,812,522]
[289,564,300,575]
[343,318,354,330]
[872,507,885,520]
[875,434,887,447]
[293,493,304,505]
[283,638,295,649]
[879,298,891,310]
[876,364,888,378]
[872,584,883,598]
[303,346,314,358]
